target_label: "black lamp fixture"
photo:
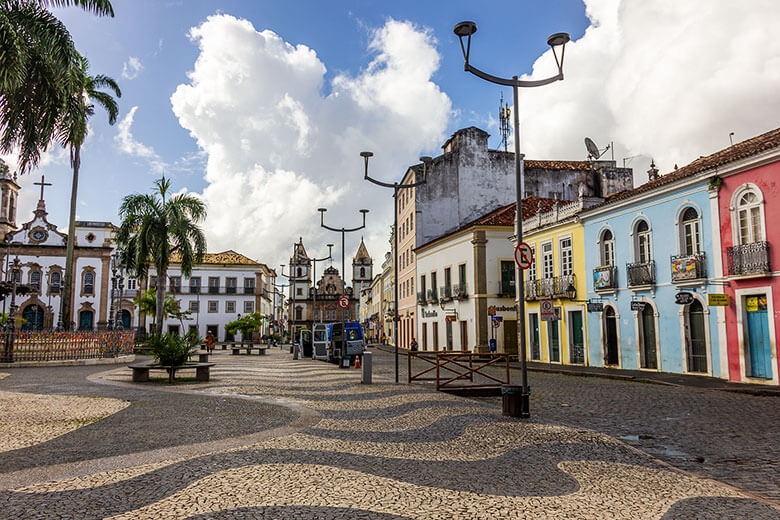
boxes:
[566,282,577,300]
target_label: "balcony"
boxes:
[426,288,438,303]
[524,276,575,300]
[440,285,453,301]
[190,286,201,294]
[554,274,576,298]
[244,286,255,294]
[593,265,617,291]
[627,261,656,287]
[208,286,219,294]
[225,286,237,294]
[671,253,707,282]
[453,282,468,300]
[417,291,426,305]
[525,279,539,301]
[727,242,770,276]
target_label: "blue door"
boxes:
[746,301,772,379]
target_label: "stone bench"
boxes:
[129,362,215,383]
[231,346,267,356]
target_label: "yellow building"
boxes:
[521,198,589,365]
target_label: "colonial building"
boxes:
[0,167,115,331]
[142,251,273,341]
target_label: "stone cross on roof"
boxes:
[33,175,52,201]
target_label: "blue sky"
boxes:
[11,0,780,271]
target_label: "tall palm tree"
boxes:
[59,55,120,330]
[0,0,114,172]
[117,176,207,335]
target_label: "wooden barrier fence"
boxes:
[408,350,510,391]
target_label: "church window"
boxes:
[360,267,366,278]
[29,271,41,292]
[297,267,302,277]
[127,277,137,290]
[295,307,303,320]
[83,271,94,295]
[50,271,61,293]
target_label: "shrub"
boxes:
[148,333,195,367]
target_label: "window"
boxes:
[189,276,200,293]
[169,276,181,293]
[560,238,573,276]
[296,267,302,277]
[226,301,236,313]
[296,287,303,296]
[500,260,515,295]
[681,207,701,255]
[431,271,437,297]
[444,267,451,289]
[295,307,302,320]
[189,300,200,313]
[737,190,763,244]
[420,275,426,297]
[225,277,237,294]
[149,276,157,289]
[458,264,466,284]
[83,272,94,295]
[208,277,219,294]
[635,220,652,263]
[601,229,615,266]
[208,301,218,313]
[360,267,366,278]
[127,277,137,290]
[30,271,41,292]
[542,242,554,279]
[244,278,255,294]
[244,301,254,313]
[527,246,537,281]
[50,271,61,293]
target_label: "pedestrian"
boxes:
[205,330,215,352]
[410,337,418,351]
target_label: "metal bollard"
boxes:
[293,342,299,360]
[361,351,372,384]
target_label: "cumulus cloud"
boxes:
[115,106,167,173]
[515,0,780,183]
[121,56,143,80]
[171,15,451,271]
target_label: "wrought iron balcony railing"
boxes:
[593,265,617,291]
[426,288,438,303]
[671,252,707,281]
[225,286,237,294]
[190,286,201,294]
[524,275,576,300]
[727,242,770,276]
[208,286,219,294]
[627,261,656,286]
[453,282,468,300]
[440,285,453,301]
[555,274,576,298]
[244,287,255,294]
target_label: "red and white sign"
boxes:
[515,242,534,270]
[338,296,349,309]
[540,299,555,321]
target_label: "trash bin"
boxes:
[501,385,528,418]
[362,352,372,384]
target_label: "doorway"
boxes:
[459,320,468,350]
[445,319,453,350]
[78,310,94,331]
[569,310,585,364]
[547,320,560,362]
[22,304,45,331]
[745,295,772,379]
[120,309,132,329]
[206,324,219,342]
[685,299,708,373]
[432,322,439,350]
[503,319,517,356]
[528,313,540,360]
[639,304,657,369]
[604,306,619,365]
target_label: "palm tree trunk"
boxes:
[60,144,80,331]
[156,267,165,336]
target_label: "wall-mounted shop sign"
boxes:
[587,301,603,312]
[630,300,646,311]
[707,294,730,307]
[421,309,438,318]
[493,304,517,312]
[674,292,695,305]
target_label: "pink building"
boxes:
[715,127,780,385]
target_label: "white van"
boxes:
[312,323,329,361]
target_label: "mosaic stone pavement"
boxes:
[1,351,778,519]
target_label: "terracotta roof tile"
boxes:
[170,250,260,266]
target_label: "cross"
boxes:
[33,175,52,201]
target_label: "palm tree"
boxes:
[59,55,120,330]
[0,0,114,172]
[117,176,207,335]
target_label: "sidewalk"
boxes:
[367,343,780,397]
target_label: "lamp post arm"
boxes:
[464,63,563,88]
[364,175,397,190]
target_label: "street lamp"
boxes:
[363,151,432,383]
[454,20,570,418]
[311,244,334,325]
[318,207,369,314]
[278,263,295,352]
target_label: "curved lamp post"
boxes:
[363,152,432,383]
[454,21,570,418]
[318,208,369,307]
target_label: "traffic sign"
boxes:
[675,292,695,305]
[491,315,503,322]
[515,242,534,270]
[492,320,501,328]
[338,296,349,308]
[540,299,555,321]
[708,293,729,306]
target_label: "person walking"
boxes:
[205,330,215,353]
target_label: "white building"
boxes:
[141,251,274,341]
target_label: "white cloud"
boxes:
[115,106,167,173]
[171,15,451,271]
[121,56,143,80]
[512,0,780,183]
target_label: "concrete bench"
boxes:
[231,346,267,356]
[129,362,215,383]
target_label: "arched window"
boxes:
[360,267,365,278]
[736,190,763,244]
[83,272,94,295]
[680,207,701,255]
[50,271,61,293]
[634,220,652,263]
[29,271,41,292]
[296,267,302,277]
[295,306,302,320]
[600,229,614,266]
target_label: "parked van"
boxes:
[312,323,329,360]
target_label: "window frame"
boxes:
[559,236,573,276]
[731,184,766,246]
[634,219,653,264]
[600,229,615,267]
[541,241,554,279]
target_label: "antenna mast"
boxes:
[498,92,511,152]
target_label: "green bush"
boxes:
[148,333,196,367]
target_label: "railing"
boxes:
[426,288,438,303]
[671,252,707,281]
[417,291,426,304]
[244,287,255,294]
[453,282,468,300]
[593,265,617,291]
[727,242,770,276]
[554,274,576,298]
[0,330,135,363]
[525,279,539,300]
[524,276,575,299]
[440,285,453,301]
[627,261,656,286]
[408,350,510,391]
[225,286,237,294]
[208,286,219,294]
[190,286,201,294]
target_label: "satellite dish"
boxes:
[584,137,602,160]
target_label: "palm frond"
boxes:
[34,0,115,17]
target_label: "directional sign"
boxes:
[491,315,503,323]
[675,292,695,305]
[514,242,534,270]
[338,296,349,309]
[708,293,730,306]
[540,299,555,321]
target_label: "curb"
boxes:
[0,354,135,368]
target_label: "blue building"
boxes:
[581,162,725,378]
